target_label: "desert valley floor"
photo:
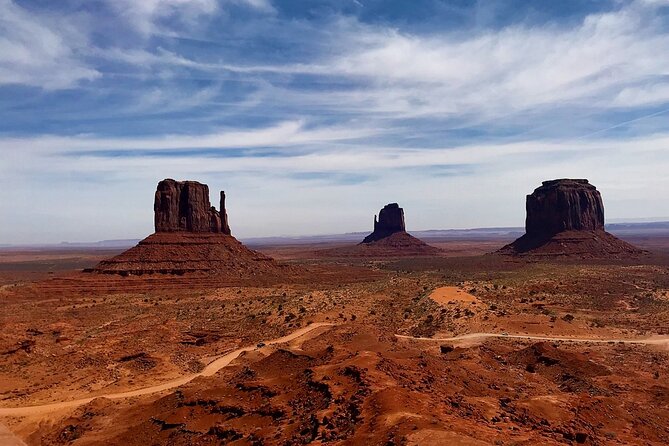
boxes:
[1,236,669,445]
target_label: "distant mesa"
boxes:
[525,179,603,237]
[498,179,643,258]
[362,203,406,243]
[92,179,280,276]
[319,202,441,257]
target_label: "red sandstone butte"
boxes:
[498,179,643,258]
[93,179,278,276]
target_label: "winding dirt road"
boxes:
[396,332,669,345]
[4,323,667,419]
[0,322,334,417]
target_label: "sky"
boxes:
[2,0,669,243]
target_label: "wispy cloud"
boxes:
[126,82,223,113]
[0,120,378,154]
[79,0,669,132]
[4,123,669,174]
[108,0,219,36]
[223,1,669,117]
[613,83,669,107]
[0,0,100,89]
[106,0,275,37]
[4,128,669,240]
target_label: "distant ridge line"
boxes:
[2,221,669,249]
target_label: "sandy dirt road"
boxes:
[396,332,669,345]
[0,423,27,445]
[0,322,334,417]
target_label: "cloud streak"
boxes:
[0,120,378,154]
[0,0,100,89]
[4,128,669,241]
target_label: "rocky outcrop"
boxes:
[362,203,406,243]
[219,191,231,235]
[154,179,231,234]
[499,179,642,258]
[319,231,442,258]
[318,202,440,257]
[93,179,284,276]
[92,233,278,276]
[525,179,604,239]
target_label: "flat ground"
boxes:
[1,235,668,445]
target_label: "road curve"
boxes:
[0,423,27,446]
[0,322,334,417]
[396,332,669,345]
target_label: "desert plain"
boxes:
[1,228,669,446]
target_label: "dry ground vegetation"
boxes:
[0,247,668,445]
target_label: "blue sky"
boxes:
[2,0,669,243]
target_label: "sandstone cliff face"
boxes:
[362,203,406,243]
[93,179,279,276]
[499,179,642,257]
[154,179,231,234]
[525,179,604,239]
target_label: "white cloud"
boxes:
[109,0,218,35]
[613,83,669,107]
[126,83,222,113]
[107,0,273,35]
[0,0,99,89]
[637,0,669,6]
[319,3,669,116]
[196,1,669,118]
[0,120,379,156]
[3,123,669,175]
[232,0,274,13]
[3,129,669,242]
